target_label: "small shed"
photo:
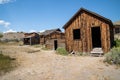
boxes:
[40,28,65,50]
[23,32,40,45]
[63,8,114,53]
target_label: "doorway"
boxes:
[54,40,58,50]
[91,27,101,48]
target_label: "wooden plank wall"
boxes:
[45,32,65,49]
[40,32,65,49]
[65,11,111,53]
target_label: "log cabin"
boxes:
[23,32,40,45]
[40,28,65,50]
[63,8,114,53]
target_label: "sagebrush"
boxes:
[115,39,120,47]
[104,47,120,65]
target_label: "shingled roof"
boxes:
[40,28,61,36]
[63,8,113,29]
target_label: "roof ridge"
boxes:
[63,7,113,29]
[40,28,61,36]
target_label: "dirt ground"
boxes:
[0,44,120,80]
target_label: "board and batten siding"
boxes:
[64,8,114,53]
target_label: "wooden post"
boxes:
[30,37,32,45]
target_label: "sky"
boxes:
[0,0,120,33]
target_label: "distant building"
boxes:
[114,21,120,34]
[23,32,40,45]
[113,21,120,39]
[40,28,65,50]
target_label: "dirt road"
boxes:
[0,45,120,80]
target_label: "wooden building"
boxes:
[23,32,40,45]
[114,21,120,34]
[114,21,120,39]
[40,28,65,50]
[63,8,114,53]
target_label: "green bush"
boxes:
[56,47,68,55]
[0,53,16,75]
[104,47,120,65]
[115,39,120,47]
[0,32,3,38]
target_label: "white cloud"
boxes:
[0,0,15,4]
[0,20,11,28]
[4,29,16,33]
[29,30,37,32]
[39,30,45,33]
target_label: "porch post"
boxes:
[30,37,32,45]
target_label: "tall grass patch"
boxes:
[104,47,120,65]
[0,53,16,75]
[56,47,68,55]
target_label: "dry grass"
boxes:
[0,42,120,80]
[0,52,16,75]
[0,41,24,75]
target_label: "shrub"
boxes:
[56,47,68,55]
[0,32,3,38]
[104,47,120,65]
[115,39,120,47]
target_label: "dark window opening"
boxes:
[115,28,120,34]
[73,29,81,40]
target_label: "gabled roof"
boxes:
[114,21,120,25]
[24,32,39,38]
[40,28,61,36]
[63,8,113,29]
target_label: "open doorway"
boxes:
[54,40,58,50]
[91,27,101,48]
[24,38,30,45]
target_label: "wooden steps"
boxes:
[90,48,103,57]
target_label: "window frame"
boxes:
[73,28,81,40]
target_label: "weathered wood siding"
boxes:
[24,33,40,45]
[40,36,45,45]
[46,39,65,50]
[65,11,113,53]
[40,32,65,50]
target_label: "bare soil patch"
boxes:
[0,44,120,80]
